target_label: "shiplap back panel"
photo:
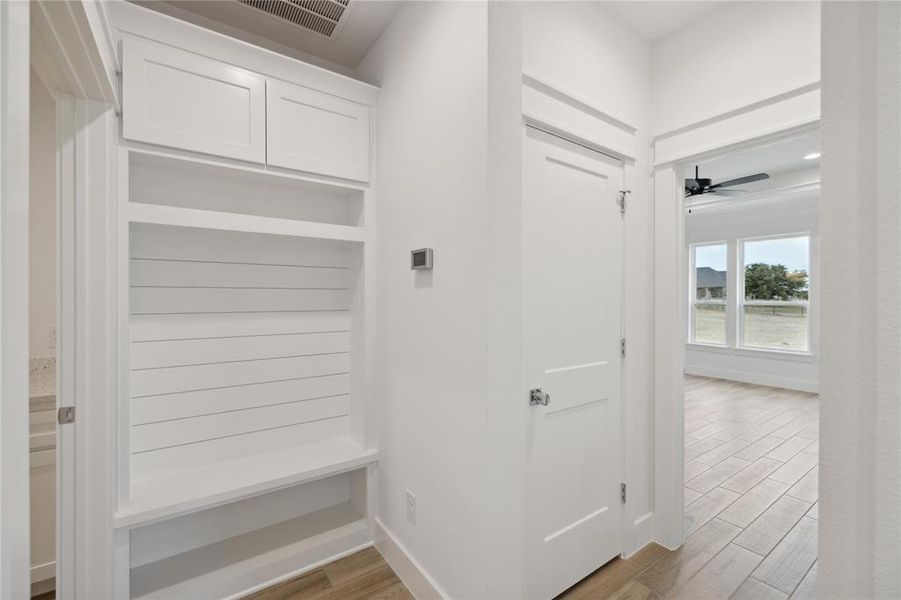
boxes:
[129,224,355,481]
[131,288,351,314]
[132,417,350,479]
[131,331,350,370]
[130,223,354,266]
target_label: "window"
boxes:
[740,235,810,352]
[687,233,813,354]
[690,243,727,345]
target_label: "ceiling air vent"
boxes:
[236,0,350,39]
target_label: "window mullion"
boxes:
[726,239,739,348]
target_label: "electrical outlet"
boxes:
[406,490,417,525]
[49,326,57,350]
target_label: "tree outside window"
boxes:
[741,236,810,352]
[744,263,808,301]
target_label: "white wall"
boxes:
[652,1,820,135]
[523,1,656,557]
[483,4,525,597]
[30,70,56,360]
[358,2,657,594]
[686,344,817,392]
[685,169,820,392]
[525,2,650,132]
[357,4,491,597]
[818,3,901,597]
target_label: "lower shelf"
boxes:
[116,436,377,529]
[130,502,369,600]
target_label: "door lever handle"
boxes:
[530,388,550,406]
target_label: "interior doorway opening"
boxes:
[28,66,58,600]
[679,130,820,598]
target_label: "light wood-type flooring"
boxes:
[245,546,412,600]
[221,376,821,600]
[561,375,818,599]
[33,547,411,600]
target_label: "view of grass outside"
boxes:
[692,243,727,345]
[694,304,807,352]
[693,304,809,351]
[693,303,725,345]
[742,305,808,351]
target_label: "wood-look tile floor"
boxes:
[245,547,412,600]
[107,376,814,600]
[561,375,819,600]
[32,548,409,600]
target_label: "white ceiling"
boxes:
[136,0,402,71]
[687,130,821,185]
[604,1,725,41]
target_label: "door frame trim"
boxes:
[524,115,633,164]
[29,3,120,596]
[652,119,821,550]
[0,2,32,596]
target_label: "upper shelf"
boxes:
[115,435,377,529]
[129,202,365,243]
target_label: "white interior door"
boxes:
[523,127,624,599]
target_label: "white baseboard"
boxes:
[374,518,446,600]
[31,562,54,596]
[623,512,654,558]
[685,364,817,393]
[653,537,683,552]
[31,578,55,597]
[31,561,54,584]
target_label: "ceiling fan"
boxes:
[684,166,770,198]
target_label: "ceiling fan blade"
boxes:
[708,189,747,196]
[709,173,769,189]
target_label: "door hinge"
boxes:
[529,388,551,407]
[621,338,626,358]
[115,69,123,118]
[57,406,75,425]
[621,483,627,504]
[618,190,631,215]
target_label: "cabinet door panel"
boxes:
[267,80,370,182]
[122,38,266,163]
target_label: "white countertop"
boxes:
[29,358,56,452]
[29,356,56,400]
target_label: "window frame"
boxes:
[737,232,812,354]
[688,240,729,347]
[687,232,815,357]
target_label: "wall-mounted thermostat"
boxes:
[410,248,433,270]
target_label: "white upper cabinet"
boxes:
[266,80,371,182]
[122,38,266,163]
[119,28,374,181]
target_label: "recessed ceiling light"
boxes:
[804,152,821,160]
